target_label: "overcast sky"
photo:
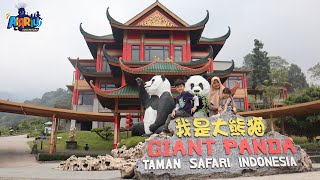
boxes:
[0,0,319,101]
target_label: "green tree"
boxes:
[257,84,279,109]
[243,39,271,89]
[269,56,289,69]
[18,119,31,131]
[288,64,309,92]
[308,62,320,80]
[284,86,320,142]
[269,56,289,83]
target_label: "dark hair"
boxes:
[222,87,231,94]
[174,79,185,87]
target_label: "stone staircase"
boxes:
[306,149,320,163]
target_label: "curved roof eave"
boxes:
[206,60,234,77]
[190,10,209,27]
[200,27,231,42]
[106,7,125,26]
[80,23,114,40]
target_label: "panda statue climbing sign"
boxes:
[131,75,175,136]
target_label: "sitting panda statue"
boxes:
[131,75,175,136]
[185,75,211,117]
[185,75,240,117]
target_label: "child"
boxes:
[211,87,236,118]
[161,79,199,134]
[219,87,237,114]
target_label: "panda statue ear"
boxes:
[183,75,191,82]
[201,73,209,82]
[161,75,166,81]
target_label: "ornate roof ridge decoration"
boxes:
[200,27,231,42]
[106,7,208,30]
[103,44,214,67]
[90,81,138,98]
[125,1,189,27]
[79,23,114,40]
[119,57,212,75]
[206,60,235,77]
[136,10,179,27]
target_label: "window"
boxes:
[78,91,94,105]
[174,46,182,62]
[233,98,245,110]
[145,33,169,39]
[131,45,140,62]
[225,76,243,88]
[100,84,117,90]
[144,46,169,61]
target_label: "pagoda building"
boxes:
[66,1,250,147]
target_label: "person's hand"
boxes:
[233,107,237,114]
[218,107,223,112]
[191,107,197,113]
[171,111,176,118]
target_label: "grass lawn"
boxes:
[27,130,132,153]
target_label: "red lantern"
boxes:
[125,114,133,129]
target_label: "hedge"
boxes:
[36,153,102,161]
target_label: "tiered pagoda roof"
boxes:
[79,1,231,58]
[73,1,236,110]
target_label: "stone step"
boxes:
[307,152,320,156]
[310,155,320,163]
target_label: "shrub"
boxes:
[292,136,309,145]
[117,136,147,149]
[299,143,320,149]
[37,153,101,161]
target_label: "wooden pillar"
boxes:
[49,114,56,154]
[53,118,59,153]
[140,31,144,61]
[270,113,274,132]
[113,114,119,149]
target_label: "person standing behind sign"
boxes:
[208,76,239,117]
[161,79,199,135]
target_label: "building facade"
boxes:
[66,1,250,144]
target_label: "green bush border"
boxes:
[36,153,102,161]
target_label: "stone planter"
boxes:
[66,141,77,149]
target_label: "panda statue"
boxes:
[185,75,240,117]
[185,75,211,117]
[131,75,175,136]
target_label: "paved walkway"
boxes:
[0,134,38,168]
[0,135,319,179]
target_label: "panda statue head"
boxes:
[145,75,171,97]
[185,75,210,96]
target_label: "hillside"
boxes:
[0,88,72,128]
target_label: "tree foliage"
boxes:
[243,39,271,89]
[90,125,113,140]
[269,56,289,83]
[18,119,31,131]
[256,84,279,109]
[288,64,309,92]
[283,86,320,142]
[308,62,320,80]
